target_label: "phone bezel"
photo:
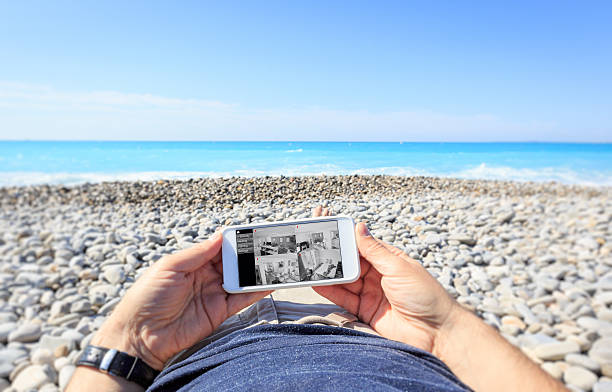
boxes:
[222,216,360,293]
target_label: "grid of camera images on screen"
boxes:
[250,221,342,286]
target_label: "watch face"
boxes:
[85,348,101,362]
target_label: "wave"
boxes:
[1,163,610,187]
[285,148,303,153]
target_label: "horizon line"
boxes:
[1,140,612,144]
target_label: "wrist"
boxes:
[431,302,472,361]
[92,318,164,371]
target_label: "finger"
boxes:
[226,290,273,316]
[355,222,404,276]
[322,207,331,216]
[312,206,323,217]
[161,232,223,272]
[313,285,360,315]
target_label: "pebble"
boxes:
[103,265,126,285]
[0,175,609,390]
[11,364,57,391]
[8,323,42,343]
[563,366,598,391]
[594,381,612,392]
[534,341,580,361]
[58,365,75,391]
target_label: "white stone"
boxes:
[533,341,580,361]
[563,366,597,391]
[31,348,54,366]
[565,353,600,372]
[59,365,75,391]
[11,364,57,391]
[594,381,612,392]
[103,265,125,284]
[39,334,75,352]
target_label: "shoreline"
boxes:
[1,175,611,390]
[1,175,608,208]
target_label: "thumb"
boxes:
[160,231,223,272]
[355,222,405,276]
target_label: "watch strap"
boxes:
[76,345,159,388]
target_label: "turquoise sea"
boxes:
[0,141,611,186]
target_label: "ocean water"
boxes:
[0,141,611,187]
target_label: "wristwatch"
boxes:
[76,345,160,388]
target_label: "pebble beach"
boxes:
[1,175,611,391]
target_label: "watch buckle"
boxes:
[100,349,118,373]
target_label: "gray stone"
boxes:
[0,322,17,343]
[8,323,42,343]
[534,340,580,361]
[0,361,13,378]
[563,366,597,391]
[0,348,28,366]
[0,312,17,323]
[98,297,120,315]
[70,299,91,313]
[448,234,476,246]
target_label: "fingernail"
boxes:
[357,223,370,237]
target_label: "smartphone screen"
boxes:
[236,220,343,287]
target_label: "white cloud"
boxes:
[0,81,569,141]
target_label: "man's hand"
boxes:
[314,222,458,352]
[91,232,271,370]
[316,222,566,392]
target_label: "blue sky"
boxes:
[0,1,610,141]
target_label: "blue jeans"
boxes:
[149,323,472,391]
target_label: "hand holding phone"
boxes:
[222,216,360,293]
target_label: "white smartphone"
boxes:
[222,216,360,293]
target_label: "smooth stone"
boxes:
[0,378,9,390]
[0,361,13,378]
[38,335,75,352]
[39,383,60,392]
[0,348,28,366]
[534,341,580,361]
[31,348,54,367]
[589,337,612,365]
[541,362,563,379]
[424,233,441,246]
[54,356,70,372]
[11,364,57,391]
[577,236,600,250]
[0,322,17,343]
[565,353,600,372]
[103,265,125,285]
[594,381,612,392]
[98,298,121,315]
[593,380,612,392]
[0,312,17,323]
[448,234,476,246]
[563,366,598,391]
[59,365,75,391]
[8,323,42,343]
